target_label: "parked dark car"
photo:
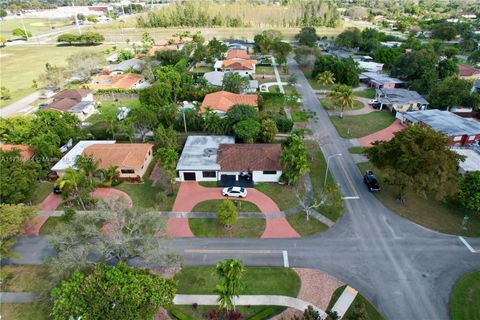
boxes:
[363,170,381,192]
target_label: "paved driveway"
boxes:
[168,182,299,238]
[357,119,404,147]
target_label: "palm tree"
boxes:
[215,284,234,312]
[56,168,88,210]
[215,259,245,311]
[328,84,354,118]
[317,71,336,86]
[101,165,118,186]
[75,154,100,184]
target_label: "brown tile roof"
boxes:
[200,91,258,113]
[0,144,35,160]
[223,59,257,71]
[226,49,251,60]
[52,89,91,101]
[458,64,480,77]
[89,73,144,90]
[148,44,179,56]
[82,143,153,170]
[156,36,193,46]
[46,98,79,112]
[217,144,282,171]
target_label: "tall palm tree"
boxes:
[56,168,88,210]
[328,84,354,118]
[215,259,245,311]
[317,70,336,86]
[75,154,100,184]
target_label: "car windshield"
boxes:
[239,188,245,192]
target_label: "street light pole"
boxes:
[324,153,342,187]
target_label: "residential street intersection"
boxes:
[6,58,480,320]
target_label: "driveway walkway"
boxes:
[168,182,299,238]
[357,119,404,147]
[271,56,285,94]
[331,286,358,318]
[174,294,327,319]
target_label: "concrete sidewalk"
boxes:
[271,56,285,94]
[331,286,358,318]
[174,294,327,319]
[0,292,39,303]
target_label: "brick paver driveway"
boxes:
[357,119,404,147]
[167,182,300,238]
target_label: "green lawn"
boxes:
[287,211,329,236]
[198,181,218,188]
[261,93,300,113]
[192,199,261,212]
[0,45,110,108]
[38,216,64,235]
[320,98,364,111]
[25,181,53,206]
[330,112,395,138]
[348,146,365,154]
[86,99,141,124]
[0,304,50,320]
[292,110,316,122]
[171,305,284,320]
[190,66,214,74]
[327,285,384,320]
[353,88,376,99]
[256,183,302,211]
[189,218,266,238]
[0,17,71,38]
[307,141,344,222]
[357,162,480,237]
[256,66,275,75]
[115,180,178,211]
[174,266,300,296]
[450,269,480,320]
[0,265,49,292]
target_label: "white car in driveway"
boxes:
[222,186,247,198]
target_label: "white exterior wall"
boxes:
[177,170,218,182]
[252,171,282,182]
[232,70,254,76]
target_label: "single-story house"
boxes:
[203,71,258,93]
[51,140,154,179]
[200,90,258,114]
[400,109,480,146]
[104,58,143,74]
[226,40,254,52]
[39,86,60,99]
[375,88,429,112]
[176,135,282,185]
[147,36,193,56]
[0,144,35,161]
[89,73,149,90]
[452,148,480,175]
[45,89,96,122]
[226,49,251,60]
[472,79,480,94]
[360,72,404,89]
[82,143,154,179]
[458,64,480,80]
[214,59,258,76]
[357,61,384,73]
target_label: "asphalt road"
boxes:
[6,58,480,320]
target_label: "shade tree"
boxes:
[0,204,35,257]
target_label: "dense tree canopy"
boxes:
[393,48,439,94]
[281,133,309,185]
[0,204,35,257]
[429,77,480,111]
[233,119,260,144]
[312,55,359,87]
[458,172,480,213]
[51,263,176,320]
[222,73,249,94]
[296,27,318,47]
[365,125,462,202]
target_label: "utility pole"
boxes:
[20,14,29,41]
[72,1,82,35]
[182,108,187,133]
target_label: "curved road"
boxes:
[7,58,480,319]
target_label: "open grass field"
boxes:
[0,304,50,320]
[320,97,364,111]
[191,199,261,212]
[189,218,266,238]
[450,269,480,320]
[327,285,384,320]
[330,112,395,138]
[287,211,329,236]
[357,162,479,237]
[0,17,71,38]
[0,45,111,108]
[115,180,178,211]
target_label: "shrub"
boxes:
[62,208,76,222]
[275,118,293,133]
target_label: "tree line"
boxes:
[137,0,340,29]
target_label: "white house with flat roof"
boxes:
[452,148,480,175]
[51,140,116,175]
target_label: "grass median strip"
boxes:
[287,211,329,236]
[450,269,480,320]
[189,218,266,238]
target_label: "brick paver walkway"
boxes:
[168,182,300,238]
[357,119,404,147]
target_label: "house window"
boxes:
[453,136,462,142]
[263,171,277,175]
[469,135,476,141]
[121,169,135,174]
[176,171,179,178]
[202,171,216,178]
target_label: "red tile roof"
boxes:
[217,144,282,171]
[223,59,257,71]
[0,144,35,160]
[82,143,153,170]
[90,73,144,90]
[200,91,258,113]
[226,49,251,60]
[458,64,480,77]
